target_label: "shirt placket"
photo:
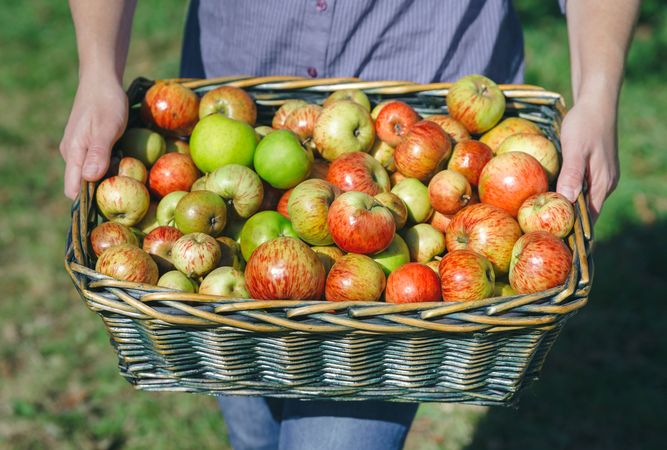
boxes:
[300,0,335,78]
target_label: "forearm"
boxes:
[566,0,640,106]
[69,0,137,83]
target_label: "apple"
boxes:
[446,140,493,186]
[517,192,575,238]
[326,151,390,195]
[325,254,386,302]
[496,133,560,182]
[394,120,451,180]
[140,81,199,136]
[327,191,395,254]
[174,190,227,236]
[255,126,274,140]
[272,99,308,129]
[216,236,245,271]
[258,183,283,212]
[239,210,299,261]
[276,188,293,219]
[439,250,495,302]
[478,152,548,217]
[424,115,471,144]
[288,179,340,246]
[116,128,166,167]
[313,100,375,161]
[509,231,572,294]
[254,130,314,189]
[493,280,516,297]
[429,211,453,234]
[311,246,344,276]
[245,237,325,300]
[371,139,397,173]
[189,114,257,173]
[157,270,198,292]
[142,225,183,273]
[135,201,159,234]
[156,191,187,227]
[374,100,420,147]
[390,178,433,224]
[190,175,208,191]
[284,104,322,153]
[96,175,150,227]
[403,223,446,263]
[309,159,330,180]
[428,169,472,215]
[445,203,522,275]
[95,244,159,285]
[198,85,257,125]
[199,266,250,298]
[374,192,408,230]
[90,222,139,257]
[148,152,200,198]
[370,100,394,120]
[165,138,190,155]
[446,74,505,134]
[372,234,410,275]
[171,232,222,278]
[425,259,441,274]
[205,164,264,218]
[480,117,542,153]
[390,171,408,187]
[323,89,371,111]
[118,157,147,184]
[221,219,245,243]
[385,263,441,303]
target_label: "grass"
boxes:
[1,1,665,449]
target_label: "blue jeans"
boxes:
[217,396,419,450]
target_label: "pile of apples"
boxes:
[91,74,575,304]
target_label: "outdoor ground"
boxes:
[1,1,665,449]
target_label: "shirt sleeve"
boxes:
[558,0,567,14]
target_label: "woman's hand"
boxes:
[556,95,620,222]
[60,75,128,199]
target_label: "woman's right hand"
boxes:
[60,74,128,199]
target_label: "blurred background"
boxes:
[1,1,665,449]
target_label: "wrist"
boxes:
[78,65,124,88]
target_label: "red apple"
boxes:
[374,192,408,230]
[385,262,441,303]
[446,74,505,134]
[390,171,408,187]
[325,254,386,302]
[174,190,227,236]
[496,133,560,182]
[95,175,150,227]
[272,100,308,129]
[509,231,572,294]
[118,157,148,184]
[205,164,264,218]
[245,237,325,300]
[142,225,184,272]
[140,81,200,136]
[439,250,495,302]
[428,170,472,215]
[480,117,543,153]
[284,104,322,153]
[90,222,139,257]
[198,85,257,125]
[446,140,493,186]
[276,189,293,219]
[288,179,340,246]
[394,120,451,181]
[445,203,522,275]
[424,115,471,144]
[171,232,222,278]
[478,152,549,217]
[374,100,420,147]
[429,211,453,234]
[517,192,575,238]
[148,152,200,199]
[313,100,375,161]
[95,244,159,285]
[327,191,395,254]
[326,151,390,196]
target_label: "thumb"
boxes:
[81,126,122,181]
[556,146,586,203]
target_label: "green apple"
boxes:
[116,128,166,167]
[156,190,187,227]
[372,234,410,275]
[135,201,159,234]
[174,190,227,236]
[313,100,376,161]
[199,266,250,298]
[189,114,257,173]
[216,236,245,271]
[391,178,433,224]
[239,210,299,261]
[205,164,264,218]
[323,89,371,112]
[158,270,198,292]
[403,223,446,262]
[254,130,313,189]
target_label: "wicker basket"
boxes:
[65,76,593,406]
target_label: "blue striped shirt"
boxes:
[180,1,564,84]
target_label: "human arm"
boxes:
[556,0,640,220]
[60,0,137,199]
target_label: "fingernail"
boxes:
[560,187,575,202]
[83,163,98,179]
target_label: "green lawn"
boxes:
[1,2,665,449]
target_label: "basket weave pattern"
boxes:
[65,76,593,405]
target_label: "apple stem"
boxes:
[461,195,471,205]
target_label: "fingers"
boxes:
[81,128,118,182]
[556,143,586,203]
[64,142,86,199]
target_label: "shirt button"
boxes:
[307,67,318,78]
[316,0,328,12]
